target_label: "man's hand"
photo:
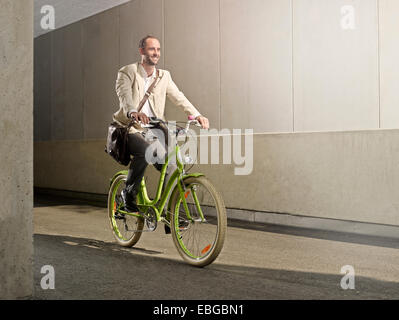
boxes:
[129,112,149,125]
[196,116,209,130]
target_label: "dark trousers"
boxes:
[125,123,175,198]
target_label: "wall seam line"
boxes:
[81,21,85,140]
[377,0,381,129]
[219,0,222,130]
[291,0,295,133]
[118,5,120,68]
[163,0,165,69]
[50,31,54,141]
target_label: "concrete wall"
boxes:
[34,129,399,226]
[379,0,399,129]
[34,0,399,138]
[33,0,399,226]
[0,0,33,299]
[293,0,379,131]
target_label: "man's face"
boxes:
[140,38,161,66]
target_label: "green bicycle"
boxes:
[107,117,227,267]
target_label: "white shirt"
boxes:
[139,64,156,118]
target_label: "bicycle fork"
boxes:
[176,180,206,223]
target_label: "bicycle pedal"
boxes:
[114,212,126,220]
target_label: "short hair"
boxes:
[139,35,160,49]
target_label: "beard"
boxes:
[143,53,159,66]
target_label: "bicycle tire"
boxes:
[107,174,144,247]
[169,176,227,267]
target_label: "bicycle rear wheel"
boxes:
[107,174,144,247]
[169,176,227,267]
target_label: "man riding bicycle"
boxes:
[112,35,209,213]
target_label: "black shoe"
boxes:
[114,211,126,220]
[121,189,140,213]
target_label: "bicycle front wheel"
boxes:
[107,174,144,247]
[169,176,227,267]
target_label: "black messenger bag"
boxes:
[105,121,133,166]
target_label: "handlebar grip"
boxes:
[188,115,196,120]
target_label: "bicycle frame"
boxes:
[111,139,204,226]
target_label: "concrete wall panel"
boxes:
[118,1,136,68]
[34,34,52,141]
[164,0,220,128]
[120,0,164,68]
[82,8,120,139]
[379,0,399,129]
[51,23,84,140]
[293,0,379,132]
[220,0,293,133]
[0,0,33,299]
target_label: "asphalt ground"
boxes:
[33,194,399,300]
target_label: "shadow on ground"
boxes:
[34,192,107,208]
[227,220,399,250]
[33,233,399,300]
[35,193,399,251]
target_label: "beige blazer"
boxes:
[113,62,201,133]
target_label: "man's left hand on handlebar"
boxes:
[196,116,209,130]
[129,111,150,125]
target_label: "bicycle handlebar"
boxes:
[141,117,202,133]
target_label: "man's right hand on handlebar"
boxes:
[128,111,149,125]
[195,115,209,130]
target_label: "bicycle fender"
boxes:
[109,170,128,187]
[182,173,204,179]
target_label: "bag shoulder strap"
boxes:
[126,69,160,128]
[137,69,160,113]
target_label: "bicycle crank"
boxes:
[114,210,156,233]
[143,207,157,231]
